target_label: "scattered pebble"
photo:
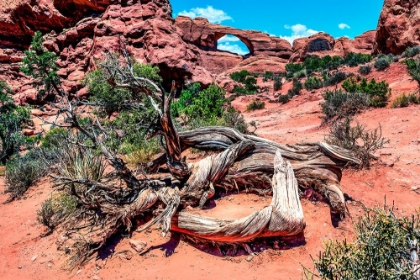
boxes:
[31,255,38,262]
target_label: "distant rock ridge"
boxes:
[0,0,379,105]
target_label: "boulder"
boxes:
[375,0,420,54]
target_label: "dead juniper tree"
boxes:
[23,37,361,268]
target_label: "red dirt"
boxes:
[1,62,420,279]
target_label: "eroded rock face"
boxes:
[375,0,420,54]
[290,31,376,62]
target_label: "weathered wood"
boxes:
[170,150,306,242]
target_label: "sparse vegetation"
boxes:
[307,206,419,279]
[403,58,420,87]
[0,80,33,165]
[374,56,390,71]
[323,71,347,86]
[246,100,265,111]
[321,90,370,122]
[403,46,420,58]
[278,94,291,104]
[325,117,388,168]
[231,70,260,95]
[391,93,420,108]
[273,76,283,91]
[304,76,323,90]
[358,64,372,75]
[342,77,391,107]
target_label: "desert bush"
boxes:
[307,206,419,279]
[342,77,390,107]
[325,117,388,168]
[4,149,48,201]
[84,63,162,117]
[403,46,420,58]
[358,64,371,75]
[374,57,390,71]
[278,94,291,104]
[324,71,347,86]
[288,78,303,97]
[121,140,160,167]
[262,71,274,82]
[403,58,420,87]
[273,76,283,91]
[246,100,265,111]
[230,70,251,83]
[321,90,370,122]
[285,63,305,78]
[173,83,227,121]
[0,80,33,164]
[37,198,55,229]
[391,93,420,108]
[343,52,373,67]
[304,76,324,90]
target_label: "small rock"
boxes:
[412,186,419,191]
[76,269,82,275]
[246,255,254,262]
[31,255,38,262]
[129,240,147,253]
[18,266,23,269]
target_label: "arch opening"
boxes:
[216,35,252,57]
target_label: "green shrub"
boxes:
[321,90,370,122]
[246,101,265,111]
[273,77,283,91]
[374,57,390,71]
[230,70,251,83]
[403,46,420,58]
[288,78,303,97]
[343,52,373,67]
[342,77,390,107]
[174,83,227,121]
[262,71,274,82]
[308,206,419,279]
[83,63,162,117]
[304,76,324,90]
[0,80,33,164]
[278,94,291,104]
[391,93,420,108]
[285,63,304,78]
[41,128,68,149]
[403,58,420,87]
[324,71,347,86]
[4,150,48,201]
[358,64,371,75]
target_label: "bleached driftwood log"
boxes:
[171,150,306,242]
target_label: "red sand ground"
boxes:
[1,63,420,279]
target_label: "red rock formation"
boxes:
[175,16,292,59]
[375,0,420,54]
[290,31,376,62]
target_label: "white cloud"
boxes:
[338,23,351,30]
[178,6,232,24]
[218,43,248,55]
[218,35,240,43]
[280,24,320,44]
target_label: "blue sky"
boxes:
[171,0,384,54]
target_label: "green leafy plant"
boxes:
[0,81,33,164]
[246,100,265,111]
[403,46,420,58]
[273,76,283,91]
[321,90,370,122]
[288,78,303,97]
[391,93,420,108]
[304,76,324,90]
[307,205,419,279]
[374,57,390,71]
[342,77,390,107]
[358,64,372,75]
[324,71,347,86]
[20,31,61,99]
[278,94,291,104]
